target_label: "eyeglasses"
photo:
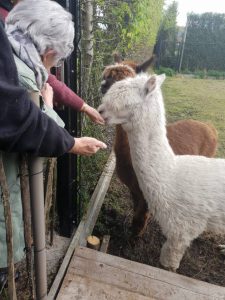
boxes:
[54,46,74,67]
[55,57,66,67]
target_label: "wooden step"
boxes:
[57,246,225,300]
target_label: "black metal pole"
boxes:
[55,0,82,236]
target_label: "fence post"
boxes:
[28,156,47,300]
[178,16,189,73]
[28,91,47,300]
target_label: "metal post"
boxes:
[178,16,189,73]
[27,91,47,300]
[29,156,47,300]
[55,0,82,236]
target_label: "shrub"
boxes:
[194,70,205,79]
[155,66,175,77]
[207,70,225,79]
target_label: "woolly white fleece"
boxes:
[99,73,225,271]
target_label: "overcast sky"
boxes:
[165,0,225,26]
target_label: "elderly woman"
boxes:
[6,0,77,123]
[4,0,104,125]
[5,0,106,150]
[6,0,74,89]
[0,0,106,291]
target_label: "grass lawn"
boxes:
[162,76,225,157]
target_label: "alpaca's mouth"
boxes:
[100,114,110,124]
[103,117,109,124]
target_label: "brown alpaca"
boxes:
[113,51,157,73]
[101,58,218,236]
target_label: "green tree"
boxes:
[80,0,165,207]
[154,1,178,68]
[182,13,225,71]
[121,0,164,59]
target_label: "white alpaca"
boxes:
[98,73,225,271]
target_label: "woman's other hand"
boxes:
[81,103,105,125]
[69,137,107,156]
[41,83,53,108]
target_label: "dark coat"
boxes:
[0,0,13,12]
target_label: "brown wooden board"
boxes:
[48,152,115,299]
[57,246,225,300]
[57,273,154,300]
[100,235,110,253]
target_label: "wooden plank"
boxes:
[100,235,110,253]
[66,253,216,300]
[79,152,116,247]
[71,247,225,299]
[57,273,154,300]
[48,152,115,299]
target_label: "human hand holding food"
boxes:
[69,137,107,156]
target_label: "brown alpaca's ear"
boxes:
[113,51,123,63]
[136,55,157,73]
[145,75,157,94]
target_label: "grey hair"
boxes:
[6,0,74,59]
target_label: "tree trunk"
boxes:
[44,158,57,235]
[81,0,94,101]
[19,155,35,299]
[0,157,17,300]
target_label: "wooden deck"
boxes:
[49,153,225,299]
[56,246,225,300]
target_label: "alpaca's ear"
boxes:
[136,55,156,73]
[145,75,157,94]
[157,74,166,86]
[113,51,122,63]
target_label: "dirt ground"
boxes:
[94,174,225,288]
[2,234,70,300]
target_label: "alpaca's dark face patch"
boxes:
[101,76,116,94]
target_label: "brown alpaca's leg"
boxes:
[114,127,150,236]
[131,188,150,236]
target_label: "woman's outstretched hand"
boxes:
[69,137,107,156]
[81,103,105,125]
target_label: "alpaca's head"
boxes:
[101,64,135,95]
[112,51,138,71]
[112,51,156,73]
[98,73,166,130]
[101,55,156,95]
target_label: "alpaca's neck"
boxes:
[127,91,174,162]
[127,124,174,166]
[125,96,175,202]
[126,123,175,213]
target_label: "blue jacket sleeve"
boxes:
[0,22,75,157]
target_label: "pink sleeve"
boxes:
[47,74,84,111]
[0,8,9,21]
